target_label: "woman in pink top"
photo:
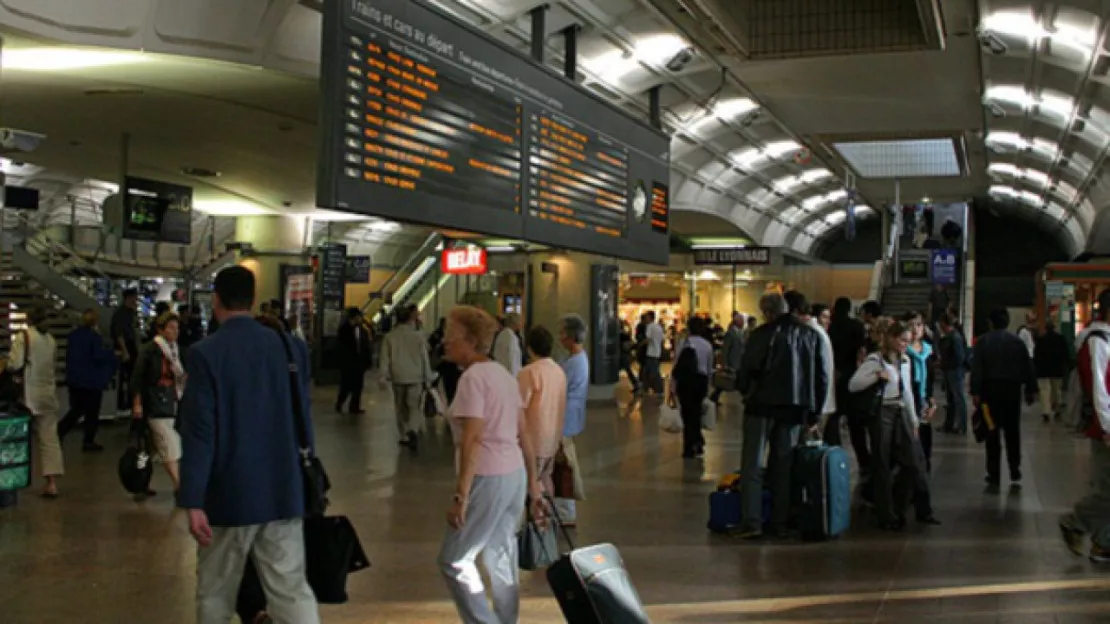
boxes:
[517,326,567,497]
[437,306,543,624]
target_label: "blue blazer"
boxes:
[178,316,314,527]
[65,326,118,391]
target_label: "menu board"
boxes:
[318,0,670,265]
[318,243,348,337]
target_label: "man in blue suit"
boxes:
[178,266,319,623]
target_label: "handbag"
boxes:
[303,515,371,603]
[701,400,717,431]
[117,420,153,495]
[659,402,683,433]
[274,330,331,517]
[238,516,371,608]
[551,448,576,499]
[518,498,558,571]
[712,368,736,392]
[972,403,996,444]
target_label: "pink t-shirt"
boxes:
[449,361,525,476]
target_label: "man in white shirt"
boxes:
[639,311,665,394]
[1017,311,1036,359]
[492,313,523,377]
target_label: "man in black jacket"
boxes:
[1035,321,1069,423]
[971,308,1038,487]
[736,292,828,539]
[336,307,372,414]
[827,297,869,456]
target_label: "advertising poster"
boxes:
[589,265,620,385]
[930,249,958,285]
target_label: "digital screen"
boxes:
[317,0,671,265]
[122,176,193,244]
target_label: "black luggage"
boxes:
[117,420,153,495]
[546,503,650,623]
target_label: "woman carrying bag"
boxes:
[132,312,186,496]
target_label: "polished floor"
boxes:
[2,382,1110,623]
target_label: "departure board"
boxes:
[318,0,671,265]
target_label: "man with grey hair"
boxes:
[555,314,589,526]
[493,313,524,377]
[736,292,827,539]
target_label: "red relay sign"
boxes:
[441,247,488,275]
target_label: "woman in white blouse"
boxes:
[849,319,925,531]
[11,307,62,498]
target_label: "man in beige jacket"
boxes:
[380,305,435,452]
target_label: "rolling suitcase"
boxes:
[707,488,742,533]
[546,502,651,623]
[793,441,851,540]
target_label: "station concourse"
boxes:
[1,0,1110,622]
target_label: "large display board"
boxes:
[122,176,193,244]
[318,0,671,265]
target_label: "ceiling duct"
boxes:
[657,0,946,60]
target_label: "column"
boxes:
[234,215,308,311]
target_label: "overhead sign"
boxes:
[930,248,958,285]
[693,247,771,266]
[316,0,671,265]
[122,176,193,244]
[345,255,372,283]
[442,246,487,275]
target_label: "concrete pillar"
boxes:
[234,215,307,311]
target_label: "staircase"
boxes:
[881,283,932,320]
[0,252,80,381]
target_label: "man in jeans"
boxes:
[179,266,318,623]
[1062,288,1110,562]
[380,304,435,452]
[736,293,826,539]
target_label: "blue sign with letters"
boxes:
[930,249,958,285]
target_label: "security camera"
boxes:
[979,32,1008,56]
[665,47,696,72]
[0,128,45,153]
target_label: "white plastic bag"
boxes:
[659,403,684,433]
[701,400,717,431]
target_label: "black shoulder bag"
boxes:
[274,330,331,517]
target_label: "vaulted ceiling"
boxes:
[0,0,1105,261]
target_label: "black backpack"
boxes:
[672,345,700,385]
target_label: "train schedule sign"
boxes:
[317,0,671,264]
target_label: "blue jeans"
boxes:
[944,368,967,432]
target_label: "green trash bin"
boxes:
[0,406,32,495]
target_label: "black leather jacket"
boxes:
[737,314,828,421]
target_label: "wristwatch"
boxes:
[452,493,467,504]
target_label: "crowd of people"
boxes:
[11,268,1110,623]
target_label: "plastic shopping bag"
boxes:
[659,403,684,434]
[701,400,717,431]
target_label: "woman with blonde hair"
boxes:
[850,320,937,530]
[132,312,186,496]
[437,305,543,623]
[11,307,62,498]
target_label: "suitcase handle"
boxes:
[542,494,577,551]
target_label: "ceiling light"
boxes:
[765,140,801,159]
[772,176,800,193]
[921,196,932,203]
[688,98,759,133]
[194,200,272,216]
[984,85,1035,108]
[367,220,400,232]
[2,48,148,71]
[181,166,221,178]
[981,11,1097,57]
[307,209,375,222]
[799,169,832,183]
[584,34,689,84]
[730,148,762,167]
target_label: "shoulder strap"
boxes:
[274,330,312,456]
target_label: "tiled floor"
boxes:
[2,385,1110,623]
